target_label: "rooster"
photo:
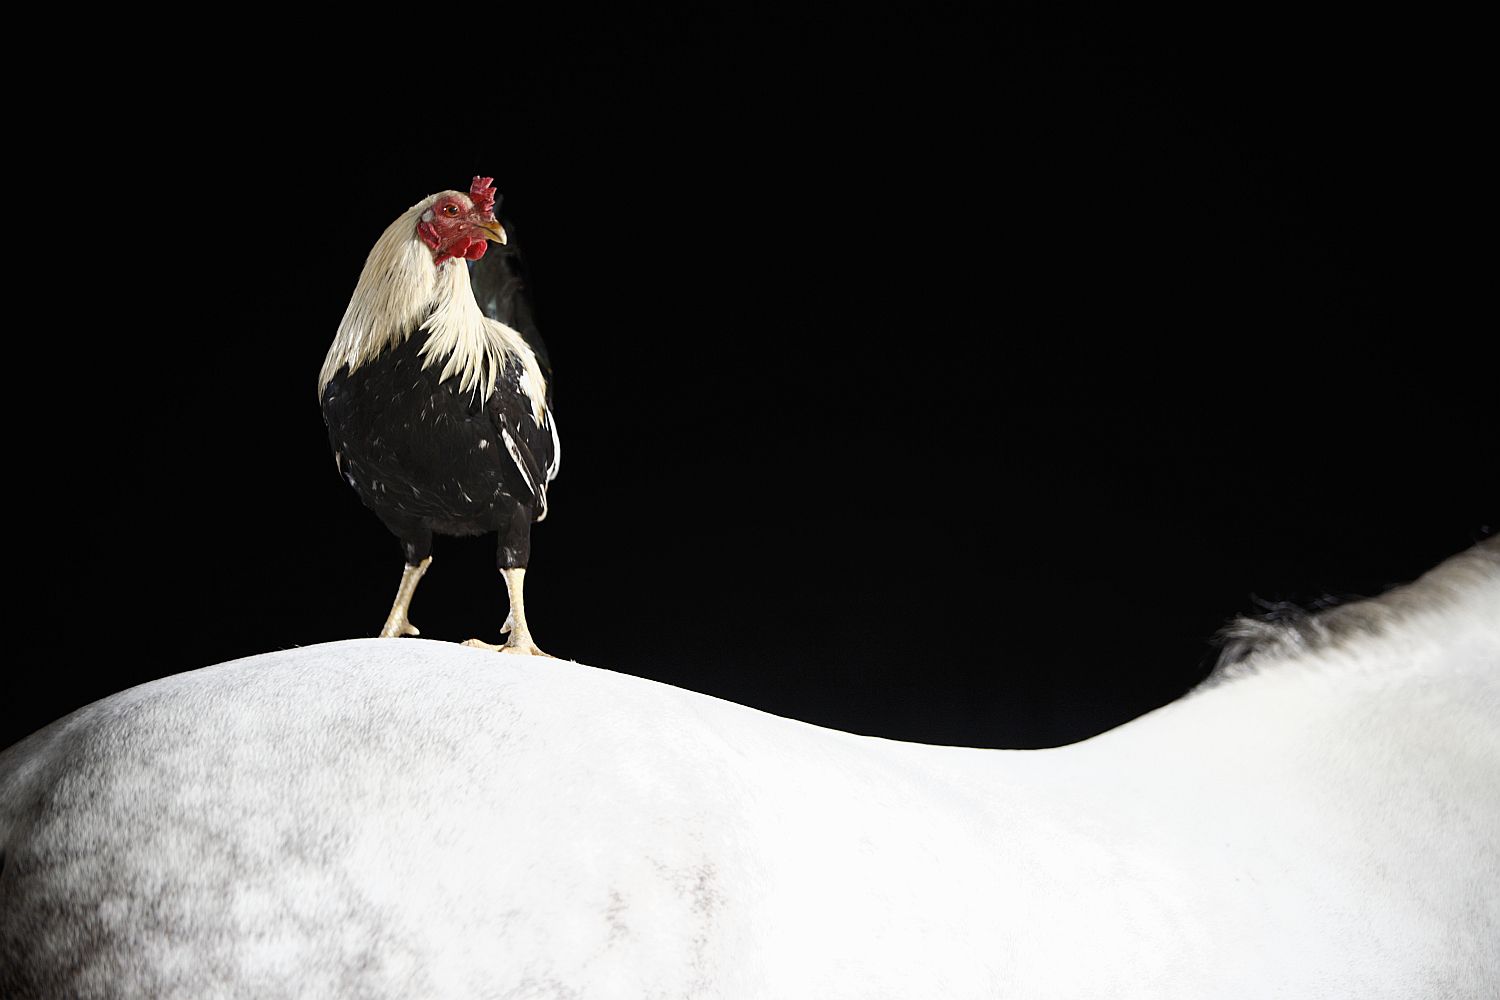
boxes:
[319,177,559,656]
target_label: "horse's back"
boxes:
[5,559,1497,1000]
[0,640,768,1000]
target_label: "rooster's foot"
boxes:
[462,635,551,657]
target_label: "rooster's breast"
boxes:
[320,333,525,533]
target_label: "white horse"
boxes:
[2,540,1496,999]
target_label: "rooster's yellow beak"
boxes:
[476,219,507,245]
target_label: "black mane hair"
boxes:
[1199,535,1499,690]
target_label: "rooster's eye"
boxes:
[442,204,459,217]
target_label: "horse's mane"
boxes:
[1199,535,1499,690]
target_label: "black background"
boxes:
[7,10,1492,752]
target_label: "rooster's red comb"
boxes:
[470,176,497,216]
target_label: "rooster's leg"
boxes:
[379,556,432,638]
[463,567,549,656]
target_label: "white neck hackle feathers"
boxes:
[319,191,547,423]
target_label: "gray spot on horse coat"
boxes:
[605,889,630,944]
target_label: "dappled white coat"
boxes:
[2,541,1497,999]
